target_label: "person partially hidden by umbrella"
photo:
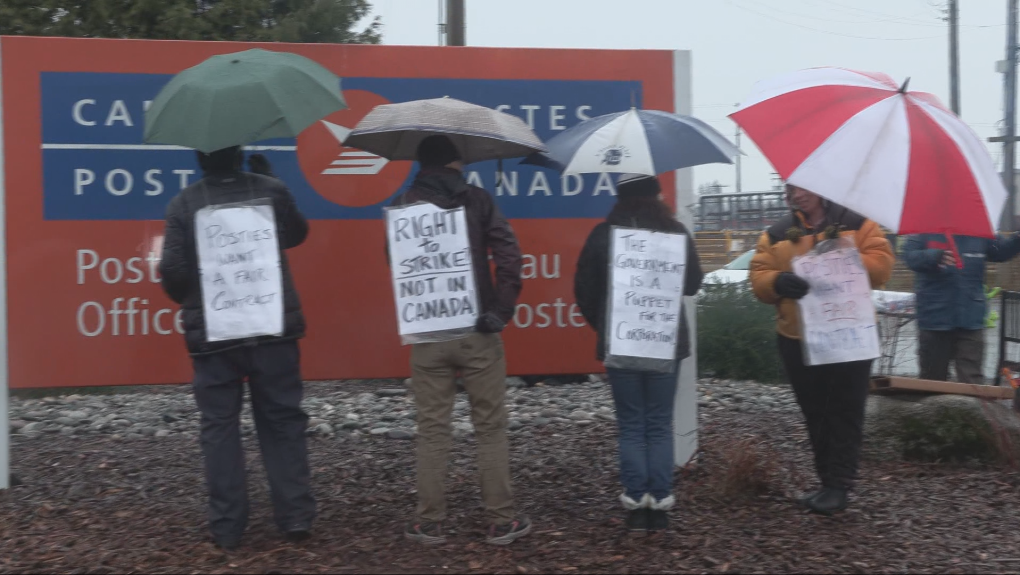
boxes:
[902,232,1020,384]
[159,146,315,551]
[573,174,703,534]
[391,135,532,546]
[749,184,894,515]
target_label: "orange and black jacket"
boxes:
[749,209,894,340]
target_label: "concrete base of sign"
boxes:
[870,376,1015,400]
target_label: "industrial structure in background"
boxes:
[695,190,787,232]
[695,174,788,232]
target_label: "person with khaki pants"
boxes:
[390,136,531,546]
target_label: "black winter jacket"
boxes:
[389,168,524,325]
[574,219,703,363]
[159,170,309,356]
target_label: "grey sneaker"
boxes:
[405,521,446,546]
[485,516,532,546]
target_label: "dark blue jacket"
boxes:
[902,233,1020,331]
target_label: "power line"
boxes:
[799,0,1001,28]
[748,0,943,27]
[724,0,944,40]
[806,0,946,25]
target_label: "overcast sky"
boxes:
[364,0,1010,194]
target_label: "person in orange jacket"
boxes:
[749,184,894,515]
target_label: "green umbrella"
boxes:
[144,48,347,153]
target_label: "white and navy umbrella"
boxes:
[523,108,739,175]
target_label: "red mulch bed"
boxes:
[3,407,1020,574]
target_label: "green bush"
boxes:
[897,406,999,463]
[697,282,785,383]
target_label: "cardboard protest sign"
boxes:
[195,201,285,342]
[385,202,478,344]
[792,239,880,366]
[605,226,687,372]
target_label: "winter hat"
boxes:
[196,146,242,172]
[416,135,462,167]
[617,173,661,197]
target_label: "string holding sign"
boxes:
[791,237,880,366]
[195,199,285,342]
[385,201,479,345]
[605,226,688,374]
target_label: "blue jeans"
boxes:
[607,367,680,502]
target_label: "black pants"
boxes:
[919,329,985,384]
[191,341,315,539]
[778,336,872,490]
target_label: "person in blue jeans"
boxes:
[573,174,704,533]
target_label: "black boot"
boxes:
[648,496,674,532]
[620,493,651,534]
[807,487,848,516]
[796,488,822,508]
[648,510,670,532]
[625,509,649,533]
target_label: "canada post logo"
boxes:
[295,89,412,208]
[38,72,642,221]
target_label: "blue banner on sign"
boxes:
[40,73,642,221]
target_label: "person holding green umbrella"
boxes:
[150,49,344,551]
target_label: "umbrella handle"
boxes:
[946,233,964,270]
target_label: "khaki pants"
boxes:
[410,332,514,525]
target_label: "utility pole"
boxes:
[446,0,465,46]
[1004,0,1018,232]
[437,0,445,46]
[949,0,961,115]
[734,102,742,194]
[734,125,743,194]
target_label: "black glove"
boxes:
[476,312,507,334]
[248,153,275,177]
[774,272,810,300]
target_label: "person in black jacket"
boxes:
[391,136,531,547]
[159,147,314,551]
[574,174,703,533]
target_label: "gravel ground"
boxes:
[3,379,1020,574]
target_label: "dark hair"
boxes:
[605,195,686,234]
[785,183,851,228]
[416,135,461,167]
[197,146,243,173]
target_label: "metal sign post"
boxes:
[672,49,698,466]
[0,38,10,490]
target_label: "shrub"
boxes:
[715,438,780,499]
[697,282,785,383]
[897,405,999,464]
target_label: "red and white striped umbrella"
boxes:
[730,67,1006,240]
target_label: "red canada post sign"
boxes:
[0,36,689,388]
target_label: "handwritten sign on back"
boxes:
[195,202,284,342]
[792,242,880,366]
[386,202,478,344]
[606,227,687,365]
